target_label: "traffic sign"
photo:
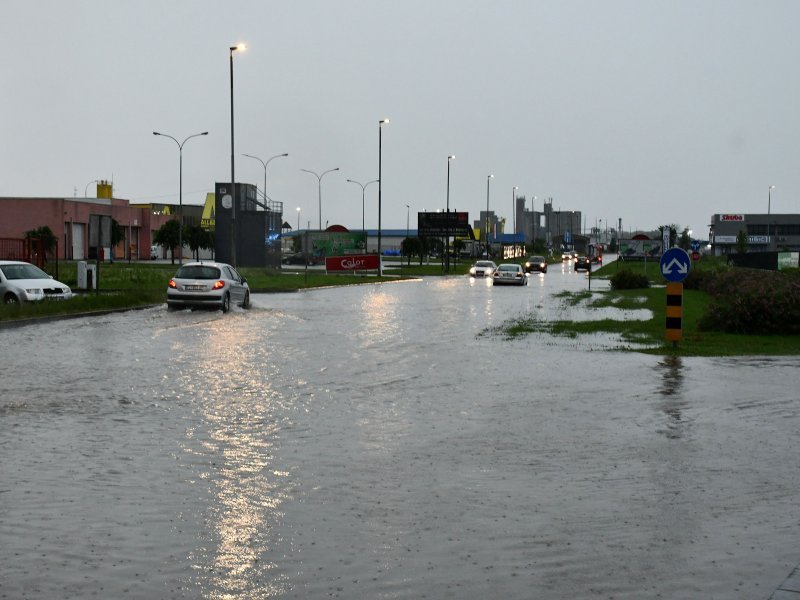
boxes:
[660,247,691,282]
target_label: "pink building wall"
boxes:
[0,197,174,260]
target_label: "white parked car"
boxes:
[167,261,250,313]
[150,245,161,260]
[0,260,73,304]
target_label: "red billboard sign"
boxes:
[720,214,744,222]
[325,254,380,271]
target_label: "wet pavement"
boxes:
[1,266,800,599]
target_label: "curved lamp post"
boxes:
[347,179,378,242]
[242,152,288,202]
[301,167,339,231]
[153,131,209,265]
[84,180,99,198]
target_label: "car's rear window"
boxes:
[174,266,221,279]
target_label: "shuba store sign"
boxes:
[325,254,380,272]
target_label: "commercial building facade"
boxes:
[709,213,800,255]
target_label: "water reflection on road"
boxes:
[1,268,799,599]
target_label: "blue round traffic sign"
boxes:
[660,247,691,282]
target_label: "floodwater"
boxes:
[2,265,799,599]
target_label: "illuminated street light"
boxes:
[229,42,246,266]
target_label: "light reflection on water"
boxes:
[1,273,800,599]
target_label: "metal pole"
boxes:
[378,119,389,276]
[486,175,493,258]
[229,46,237,267]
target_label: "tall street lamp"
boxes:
[512,186,518,258]
[445,155,455,272]
[378,118,390,276]
[347,178,378,240]
[486,174,494,258]
[153,130,209,265]
[296,206,301,231]
[229,43,246,267]
[242,152,288,203]
[406,204,410,239]
[768,185,775,250]
[301,167,339,231]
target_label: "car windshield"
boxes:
[498,264,517,271]
[174,265,221,280]
[531,256,545,262]
[0,264,49,280]
[475,261,494,267]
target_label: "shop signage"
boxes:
[325,254,379,271]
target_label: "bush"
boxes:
[609,269,650,290]
[698,269,800,334]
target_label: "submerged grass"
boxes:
[487,286,800,356]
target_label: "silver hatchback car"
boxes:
[0,260,73,304]
[167,261,250,312]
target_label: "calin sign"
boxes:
[325,254,380,272]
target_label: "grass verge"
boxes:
[486,286,800,356]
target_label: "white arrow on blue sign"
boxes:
[660,247,691,282]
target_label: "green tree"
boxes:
[153,219,181,264]
[736,229,748,254]
[24,226,58,261]
[183,225,212,261]
[678,227,691,251]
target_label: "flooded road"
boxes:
[2,266,800,599]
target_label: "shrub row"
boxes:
[697,268,800,334]
[609,269,650,290]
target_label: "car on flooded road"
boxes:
[492,263,527,286]
[167,261,250,313]
[0,260,73,304]
[469,260,497,278]
[524,256,548,273]
[575,255,591,271]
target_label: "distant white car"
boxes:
[150,245,160,260]
[492,263,527,286]
[0,260,73,304]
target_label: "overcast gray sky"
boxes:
[2,0,798,238]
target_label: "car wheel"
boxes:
[221,293,231,313]
[241,290,250,309]
[4,293,19,305]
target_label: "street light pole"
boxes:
[486,174,494,258]
[153,131,209,265]
[301,167,340,231]
[242,152,288,203]
[512,186,518,258]
[378,118,390,276]
[84,180,99,198]
[229,43,245,267]
[346,179,378,243]
[768,185,775,250]
[446,155,455,272]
